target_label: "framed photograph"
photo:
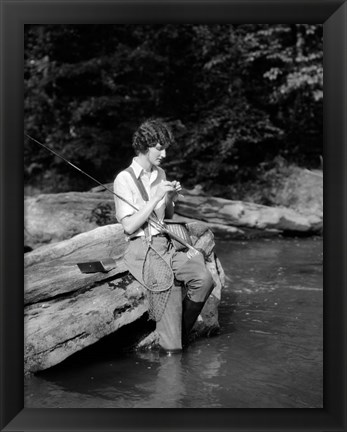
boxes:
[1,0,346,431]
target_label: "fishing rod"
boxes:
[25,134,196,251]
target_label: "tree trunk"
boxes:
[24,222,224,375]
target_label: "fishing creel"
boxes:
[164,221,192,251]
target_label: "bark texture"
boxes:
[24,222,224,375]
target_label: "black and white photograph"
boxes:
[1,0,346,430]
[23,23,324,409]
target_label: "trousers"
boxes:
[123,235,214,351]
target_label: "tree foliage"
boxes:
[24,24,323,195]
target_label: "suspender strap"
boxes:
[125,166,161,240]
[125,166,149,201]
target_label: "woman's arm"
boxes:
[165,180,182,219]
[122,181,176,235]
[165,198,175,219]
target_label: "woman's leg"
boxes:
[155,283,183,352]
[124,237,183,352]
[171,251,215,342]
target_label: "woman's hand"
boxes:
[166,180,182,202]
[154,181,176,202]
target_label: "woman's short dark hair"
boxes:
[132,118,175,155]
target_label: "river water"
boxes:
[25,236,323,408]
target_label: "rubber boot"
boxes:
[182,297,205,347]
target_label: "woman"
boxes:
[114,119,214,353]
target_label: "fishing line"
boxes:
[25,134,196,251]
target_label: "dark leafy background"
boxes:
[24,24,322,201]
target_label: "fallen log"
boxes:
[175,195,322,234]
[24,184,322,251]
[24,222,224,375]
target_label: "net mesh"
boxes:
[147,289,173,322]
[142,244,174,321]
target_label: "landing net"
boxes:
[142,244,174,321]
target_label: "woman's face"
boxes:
[147,143,167,167]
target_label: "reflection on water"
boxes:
[25,237,323,408]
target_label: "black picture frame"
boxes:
[1,0,346,431]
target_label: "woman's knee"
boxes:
[188,267,214,301]
[201,268,214,293]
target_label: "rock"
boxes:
[273,168,323,218]
[24,192,116,249]
[24,222,224,375]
